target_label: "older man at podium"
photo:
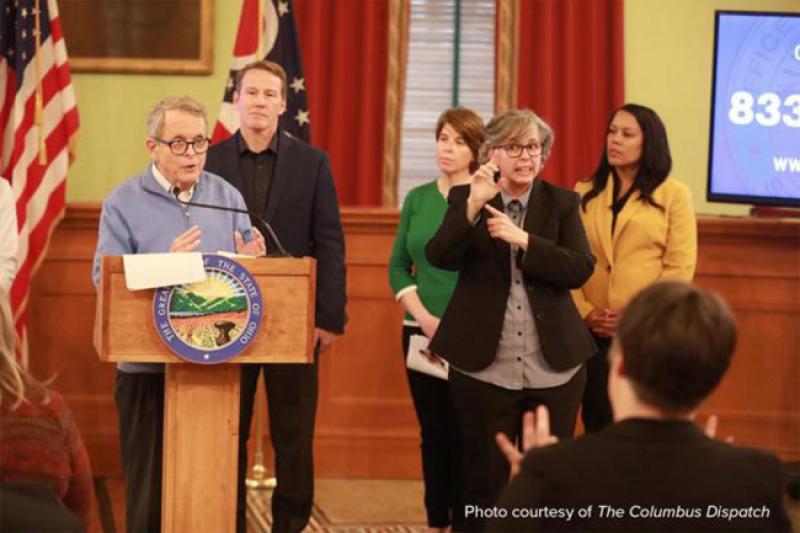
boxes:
[92,95,265,533]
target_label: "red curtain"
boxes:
[294,0,389,206]
[515,0,624,188]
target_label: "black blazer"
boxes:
[489,419,791,531]
[425,181,596,372]
[205,131,347,333]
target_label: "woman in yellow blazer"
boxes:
[573,104,697,431]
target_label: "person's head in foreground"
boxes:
[609,280,737,419]
[490,282,791,532]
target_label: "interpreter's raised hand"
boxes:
[466,154,501,220]
[484,204,529,250]
[169,225,202,253]
[495,405,559,478]
[235,227,267,256]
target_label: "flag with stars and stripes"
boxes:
[212,0,310,143]
[0,0,79,356]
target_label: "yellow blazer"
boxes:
[571,176,697,318]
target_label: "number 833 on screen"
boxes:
[728,91,800,128]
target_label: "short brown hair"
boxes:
[146,96,207,139]
[435,107,486,173]
[615,281,737,413]
[235,60,288,101]
[480,108,554,162]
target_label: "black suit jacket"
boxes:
[205,131,346,333]
[425,181,596,372]
[489,419,791,531]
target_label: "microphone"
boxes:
[171,187,291,257]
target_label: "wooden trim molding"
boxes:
[381,0,410,208]
[341,207,399,235]
[495,0,519,113]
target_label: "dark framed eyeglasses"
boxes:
[155,136,211,155]
[497,143,542,158]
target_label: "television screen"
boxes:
[707,11,800,207]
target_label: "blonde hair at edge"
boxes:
[146,95,208,139]
[479,108,555,163]
[0,290,46,408]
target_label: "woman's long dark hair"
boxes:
[580,103,672,212]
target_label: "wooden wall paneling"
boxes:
[693,217,800,460]
[25,207,800,483]
[313,209,421,478]
[26,206,121,476]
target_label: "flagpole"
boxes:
[33,0,47,165]
[256,0,263,60]
[244,0,276,494]
[245,372,275,490]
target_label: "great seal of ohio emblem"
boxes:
[153,254,263,364]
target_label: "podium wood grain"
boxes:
[94,255,316,532]
[162,364,240,533]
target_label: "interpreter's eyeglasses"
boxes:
[155,137,211,155]
[497,143,542,158]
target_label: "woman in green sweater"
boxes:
[388,107,485,532]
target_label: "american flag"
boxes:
[0,0,79,355]
[212,0,310,143]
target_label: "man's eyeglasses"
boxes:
[497,143,542,158]
[155,137,211,155]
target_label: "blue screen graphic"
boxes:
[708,12,800,206]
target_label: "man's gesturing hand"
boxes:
[169,225,202,252]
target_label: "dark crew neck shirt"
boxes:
[235,130,279,219]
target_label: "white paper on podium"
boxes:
[406,334,449,380]
[122,253,206,290]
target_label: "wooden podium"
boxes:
[94,255,316,533]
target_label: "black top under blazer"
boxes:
[425,180,596,373]
[489,419,791,531]
[205,131,347,334]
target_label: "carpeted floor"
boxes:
[247,479,428,532]
[94,477,429,532]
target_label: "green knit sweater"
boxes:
[388,180,459,322]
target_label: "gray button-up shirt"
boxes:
[455,184,581,390]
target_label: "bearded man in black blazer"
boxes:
[205,60,346,533]
[489,281,791,532]
[426,109,596,530]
